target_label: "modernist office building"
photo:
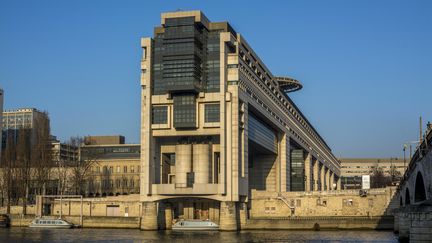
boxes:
[140,11,340,230]
[1,108,49,150]
[340,157,407,189]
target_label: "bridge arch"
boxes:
[405,188,411,205]
[414,171,427,202]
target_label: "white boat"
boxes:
[172,219,219,231]
[29,218,73,229]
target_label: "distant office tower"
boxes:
[140,11,340,230]
[2,108,50,149]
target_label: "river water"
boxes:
[0,228,398,242]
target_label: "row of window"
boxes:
[152,103,220,125]
[92,165,140,174]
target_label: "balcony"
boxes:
[151,183,220,195]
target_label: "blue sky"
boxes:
[1,0,431,158]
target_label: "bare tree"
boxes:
[15,127,32,214]
[389,164,402,184]
[32,112,53,197]
[0,131,17,213]
[370,166,392,188]
[68,137,100,195]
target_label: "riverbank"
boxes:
[6,214,394,230]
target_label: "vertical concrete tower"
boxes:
[140,11,340,230]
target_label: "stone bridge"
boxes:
[395,127,432,242]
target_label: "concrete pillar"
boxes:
[141,202,158,230]
[175,144,192,188]
[324,167,329,191]
[164,203,173,230]
[219,201,238,231]
[313,159,319,191]
[329,171,334,190]
[337,176,341,190]
[239,202,247,229]
[193,143,211,184]
[304,153,312,192]
[320,163,325,192]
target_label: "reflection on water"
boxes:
[0,228,398,242]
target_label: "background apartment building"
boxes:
[81,136,140,197]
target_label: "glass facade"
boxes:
[150,16,227,129]
[248,114,277,153]
[204,103,220,123]
[152,106,168,124]
[290,149,305,191]
[205,30,220,92]
[173,94,196,128]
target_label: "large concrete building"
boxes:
[340,158,407,189]
[139,11,340,230]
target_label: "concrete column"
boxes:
[329,171,334,190]
[239,202,247,229]
[337,176,341,190]
[304,152,312,192]
[141,201,158,230]
[175,144,192,188]
[324,167,329,191]
[193,143,211,184]
[320,163,325,192]
[219,201,238,231]
[313,159,319,191]
[164,203,173,230]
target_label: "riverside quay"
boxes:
[139,11,340,230]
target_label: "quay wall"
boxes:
[6,214,393,230]
[250,187,397,218]
[244,216,394,230]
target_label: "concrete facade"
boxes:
[81,137,140,197]
[340,157,407,189]
[139,10,340,230]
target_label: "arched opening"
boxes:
[405,188,410,205]
[400,196,403,206]
[415,172,427,202]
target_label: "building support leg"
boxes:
[219,201,238,231]
[320,164,325,192]
[313,159,319,191]
[304,153,311,192]
[141,201,158,230]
